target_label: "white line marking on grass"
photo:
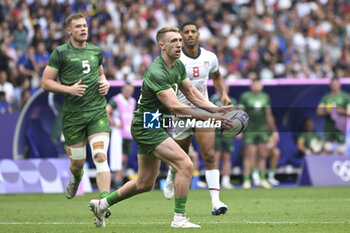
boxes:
[0,221,348,225]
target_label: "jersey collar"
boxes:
[181,46,201,59]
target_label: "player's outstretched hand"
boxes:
[99,80,110,96]
[216,105,234,115]
[216,115,234,130]
[221,95,232,106]
[70,79,88,96]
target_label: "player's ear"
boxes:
[158,41,165,50]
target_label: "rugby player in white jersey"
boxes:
[163,22,231,215]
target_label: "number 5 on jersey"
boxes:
[82,60,90,74]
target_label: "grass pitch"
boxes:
[0,186,349,233]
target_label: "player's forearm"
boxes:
[186,87,218,113]
[213,76,227,98]
[170,104,220,121]
[41,78,71,94]
[99,73,107,82]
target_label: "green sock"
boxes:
[244,175,250,182]
[259,171,266,181]
[106,190,122,205]
[269,168,276,176]
[100,191,110,199]
[174,197,187,214]
[252,167,258,173]
[73,171,83,182]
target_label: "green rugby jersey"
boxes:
[239,91,270,132]
[318,91,350,131]
[133,56,187,126]
[47,41,106,112]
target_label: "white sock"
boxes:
[100,198,110,210]
[222,175,230,185]
[205,169,220,205]
[174,212,185,221]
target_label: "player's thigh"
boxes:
[137,153,161,185]
[243,143,257,159]
[87,108,110,136]
[257,143,268,157]
[174,136,192,153]
[62,111,88,146]
[194,127,215,155]
[152,137,192,171]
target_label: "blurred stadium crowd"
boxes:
[1,0,350,112]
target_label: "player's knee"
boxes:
[89,134,109,157]
[202,148,216,165]
[89,135,110,173]
[70,160,84,172]
[136,180,153,193]
[180,159,193,177]
[93,152,107,162]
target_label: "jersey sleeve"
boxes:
[47,49,61,71]
[144,69,172,95]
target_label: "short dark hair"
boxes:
[65,12,85,28]
[181,22,198,32]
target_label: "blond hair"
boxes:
[65,12,85,28]
[156,27,180,43]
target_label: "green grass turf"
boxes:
[0,186,349,233]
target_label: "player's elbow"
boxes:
[41,79,49,91]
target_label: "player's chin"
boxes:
[174,53,181,58]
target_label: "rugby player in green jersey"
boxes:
[88,27,234,228]
[238,79,279,189]
[316,77,350,155]
[41,13,112,222]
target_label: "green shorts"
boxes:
[122,139,133,155]
[62,108,110,146]
[131,121,169,154]
[324,131,345,143]
[215,133,234,153]
[243,132,269,144]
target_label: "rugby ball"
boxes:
[221,110,249,138]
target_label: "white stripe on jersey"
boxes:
[177,47,219,106]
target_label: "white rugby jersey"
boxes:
[177,47,219,106]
